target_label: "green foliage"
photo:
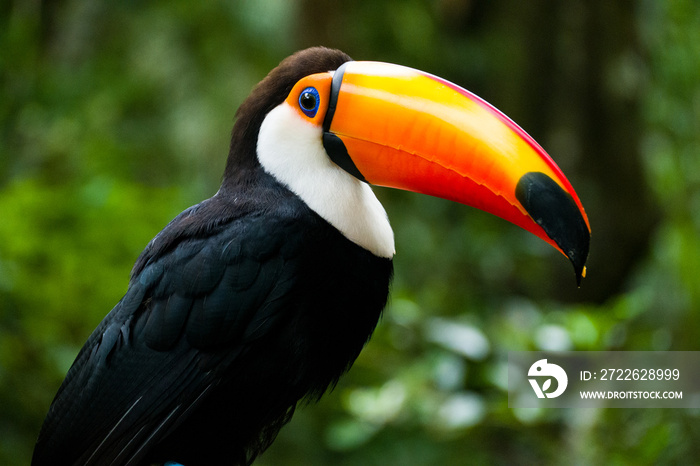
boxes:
[1,0,699,464]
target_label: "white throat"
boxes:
[256,103,395,258]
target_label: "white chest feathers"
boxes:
[256,102,395,258]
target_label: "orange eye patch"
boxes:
[284,72,334,126]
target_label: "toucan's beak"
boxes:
[322,61,590,284]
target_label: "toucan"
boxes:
[33,47,589,466]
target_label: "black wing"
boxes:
[33,203,310,466]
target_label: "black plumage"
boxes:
[33,48,392,465]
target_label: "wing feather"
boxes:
[33,210,299,466]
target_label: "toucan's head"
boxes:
[225,47,590,285]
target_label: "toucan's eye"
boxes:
[299,87,320,118]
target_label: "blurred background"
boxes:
[1,0,699,464]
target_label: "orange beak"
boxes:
[322,61,590,284]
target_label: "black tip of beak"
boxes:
[516,172,590,286]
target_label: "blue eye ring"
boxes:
[298,87,320,118]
